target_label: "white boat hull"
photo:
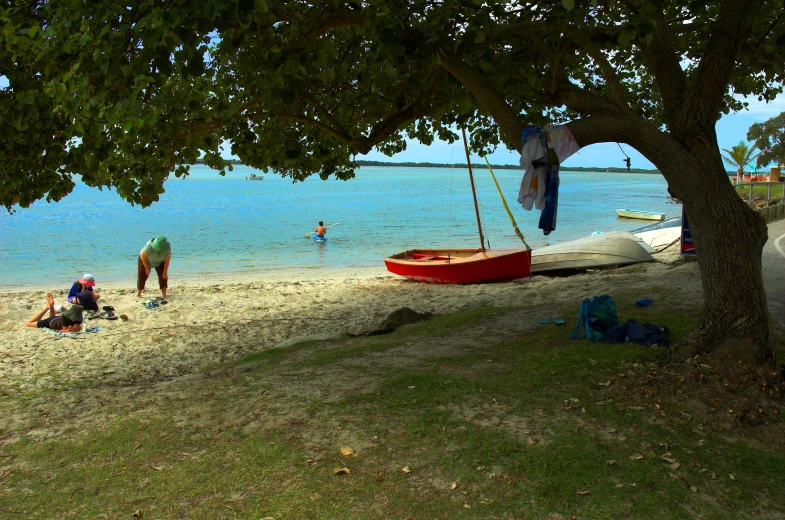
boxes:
[531,232,654,273]
[616,209,665,221]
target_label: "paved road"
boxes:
[763,219,785,332]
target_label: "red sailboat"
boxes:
[384,129,532,284]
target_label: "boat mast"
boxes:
[461,128,486,252]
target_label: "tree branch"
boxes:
[439,53,524,151]
[578,35,628,108]
[634,12,688,133]
[301,91,352,138]
[279,14,365,60]
[684,0,762,133]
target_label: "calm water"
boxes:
[0,165,676,286]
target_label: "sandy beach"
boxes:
[1,252,700,397]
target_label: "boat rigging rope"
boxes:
[448,147,454,259]
[484,157,530,249]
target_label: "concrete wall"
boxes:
[756,203,785,223]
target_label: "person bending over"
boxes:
[138,235,171,299]
[26,294,83,332]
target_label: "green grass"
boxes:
[735,182,784,202]
[1,302,783,519]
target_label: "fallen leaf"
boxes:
[576,490,590,495]
[691,428,706,436]
[598,380,612,387]
[132,511,140,519]
[152,466,163,471]
[690,486,698,493]
[451,482,458,490]
[526,438,536,446]
[615,484,624,489]
[670,463,681,471]
[607,428,617,434]
[340,446,355,456]
[630,455,644,461]
[402,466,411,474]
[333,467,350,475]
[730,474,736,481]
[655,404,661,410]
[698,439,705,446]
[407,386,416,389]
[581,407,586,414]
[661,456,677,464]
[476,466,486,471]
[608,460,617,465]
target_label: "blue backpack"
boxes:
[571,295,618,341]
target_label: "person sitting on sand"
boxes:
[68,274,101,308]
[138,235,171,299]
[315,221,327,238]
[26,294,83,332]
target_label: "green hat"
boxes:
[62,305,84,324]
[151,235,170,253]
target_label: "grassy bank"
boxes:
[1,296,783,519]
[735,182,784,204]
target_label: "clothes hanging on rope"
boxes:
[547,125,580,163]
[517,127,548,211]
[538,164,560,235]
[517,124,580,235]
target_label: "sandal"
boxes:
[102,305,115,312]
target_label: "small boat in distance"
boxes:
[385,249,531,284]
[616,209,665,221]
[245,174,264,181]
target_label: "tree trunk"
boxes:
[656,147,773,364]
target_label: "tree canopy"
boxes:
[748,111,785,168]
[2,0,783,210]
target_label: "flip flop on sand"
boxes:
[102,305,115,312]
[537,318,566,325]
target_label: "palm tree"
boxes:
[721,141,760,184]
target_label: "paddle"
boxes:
[303,222,340,238]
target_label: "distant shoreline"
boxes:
[194,159,741,176]
[194,159,664,174]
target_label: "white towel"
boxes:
[547,125,580,163]
[517,136,548,210]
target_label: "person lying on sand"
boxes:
[26,294,83,332]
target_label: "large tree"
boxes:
[2,0,783,362]
[748,111,785,168]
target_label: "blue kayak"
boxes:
[312,233,327,241]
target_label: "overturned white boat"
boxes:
[531,231,655,273]
[632,217,682,251]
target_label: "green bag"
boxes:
[588,295,617,333]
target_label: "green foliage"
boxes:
[748,112,785,168]
[1,1,783,209]
[721,141,760,174]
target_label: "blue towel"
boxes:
[538,164,560,235]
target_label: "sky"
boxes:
[362,94,785,170]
